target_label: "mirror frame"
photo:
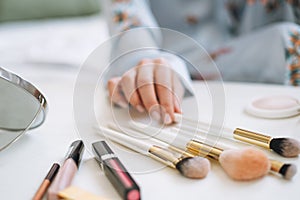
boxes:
[0,67,48,130]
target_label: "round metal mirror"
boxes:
[0,67,47,151]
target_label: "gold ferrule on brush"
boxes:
[186,140,223,161]
[270,159,284,173]
[186,140,282,175]
[233,128,271,149]
[149,145,183,168]
[168,145,195,158]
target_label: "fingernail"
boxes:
[174,99,181,111]
[151,111,161,121]
[118,101,128,108]
[136,105,145,113]
[164,114,172,125]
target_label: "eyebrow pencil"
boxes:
[32,163,60,200]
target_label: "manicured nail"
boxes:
[136,105,145,113]
[118,101,128,108]
[174,99,182,113]
[164,114,172,125]
[151,111,161,121]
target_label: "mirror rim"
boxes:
[0,67,48,130]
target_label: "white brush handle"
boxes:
[174,113,234,135]
[129,121,191,150]
[95,126,152,155]
[177,124,233,140]
[107,122,170,149]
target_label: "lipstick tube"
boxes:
[92,141,140,200]
[47,140,84,200]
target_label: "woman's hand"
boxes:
[107,58,184,124]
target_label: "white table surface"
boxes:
[0,64,299,200]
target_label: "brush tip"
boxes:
[219,147,270,181]
[176,157,210,179]
[270,138,300,157]
[280,164,297,180]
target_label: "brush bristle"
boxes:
[176,157,210,179]
[219,147,270,181]
[270,138,300,157]
[279,164,297,180]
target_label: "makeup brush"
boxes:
[130,121,297,179]
[107,123,191,156]
[186,139,297,180]
[95,126,210,179]
[108,122,213,178]
[174,113,300,158]
[270,159,298,180]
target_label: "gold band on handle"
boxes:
[186,140,223,161]
[233,128,271,149]
[149,145,187,168]
[186,140,287,176]
[270,159,284,173]
[168,145,195,157]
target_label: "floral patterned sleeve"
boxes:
[100,0,193,92]
[101,0,159,35]
[285,30,300,86]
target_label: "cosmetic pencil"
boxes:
[32,163,60,200]
[92,141,140,200]
[47,140,85,200]
[174,113,300,157]
[130,121,297,179]
[95,126,210,179]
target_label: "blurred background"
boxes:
[0,0,107,69]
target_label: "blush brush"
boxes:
[95,126,210,179]
[175,114,300,158]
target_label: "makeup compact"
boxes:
[0,67,47,151]
[245,95,300,119]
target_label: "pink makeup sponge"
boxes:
[219,147,271,181]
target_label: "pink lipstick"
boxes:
[92,141,140,200]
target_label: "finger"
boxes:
[154,58,174,124]
[120,68,145,112]
[136,59,160,120]
[107,77,128,108]
[172,72,184,113]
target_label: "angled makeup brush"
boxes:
[130,121,297,180]
[95,126,210,179]
[174,114,300,158]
